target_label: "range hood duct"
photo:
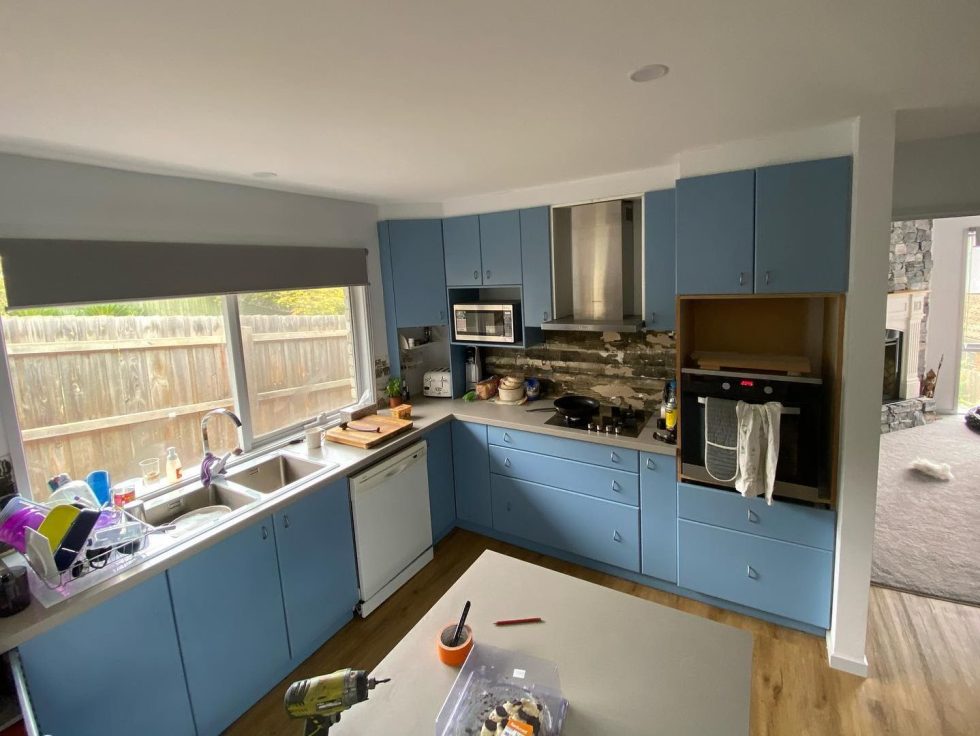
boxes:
[544,199,644,332]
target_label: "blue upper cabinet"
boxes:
[168,519,290,736]
[643,189,676,330]
[755,156,852,293]
[274,478,359,664]
[426,422,456,541]
[452,420,492,527]
[443,215,484,286]
[387,219,448,327]
[479,210,523,285]
[676,169,756,295]
[520,206,553,327]
[19,574,196,736]
[377,222,403,377]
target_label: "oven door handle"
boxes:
[696,397,800,415]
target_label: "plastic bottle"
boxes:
[165,447,183,483]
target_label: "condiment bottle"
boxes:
[166,447,183,483]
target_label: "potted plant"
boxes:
[386,377,404,408]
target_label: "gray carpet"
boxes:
[873,417,980,605]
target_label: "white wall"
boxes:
[927,216,980,413]
[0,152,384,468]
[893,133,980,220]
[827,112,896,677]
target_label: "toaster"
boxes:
[423,369,452,397]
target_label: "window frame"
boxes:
[0,285,376,500]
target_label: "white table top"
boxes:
[333,550,752,735]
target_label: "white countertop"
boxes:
[333,550,751,735]
[0,397,675,652]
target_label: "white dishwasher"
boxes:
[350,440,433,617]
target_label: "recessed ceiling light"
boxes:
[252,171,277,179]
[629,64,669,83]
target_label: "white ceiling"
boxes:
[2,1,979,204]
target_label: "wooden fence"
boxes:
[2,314,356,498]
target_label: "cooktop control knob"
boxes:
[722,381,731,391]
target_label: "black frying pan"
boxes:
[526,395,600,421]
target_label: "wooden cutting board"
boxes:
[324,414,414,449]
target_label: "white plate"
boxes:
[167,505,232,539]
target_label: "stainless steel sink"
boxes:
[143,483,258,527]
[223,453,328,494]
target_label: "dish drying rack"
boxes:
[19,499,158,591]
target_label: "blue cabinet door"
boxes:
[427,422,456,541]
[491,474,640,572]
[639,453,677,583]
[479,211,523,285]
[443,215,484,286]
[20,574,196,736]
[755,156,852,293]
[643,189,676,330]
[378,221,403,378]
[676,170,755,295]
[275,478,359,664]
[388,219,448,327]
[452,420,492,527]
[520,207,553,326]
[169,519,290,736]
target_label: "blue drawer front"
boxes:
[489,444,639,506]
[677,519,832,628]
[639,453,677,582]
[491,474,640,572]
[487,425,639,472]
[677,482,835,550]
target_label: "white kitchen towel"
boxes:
[734,401,782,504]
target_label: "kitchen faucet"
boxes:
[200,408,243,485]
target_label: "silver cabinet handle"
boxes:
[613,530,622,542]
[439,309,445,320]
[485,269,492,280]
[764,270,771,285]
[283,514,290,529]
[504,457,512,468]
[543,311,549,320]
[747,565,758,580]
[611,480,620,492]
[506,501,512,512]
[261,526,269,540]
[610,451,619,463]
[645,457,656,470]
[503,432,512,443]
[747,509,759,523]
[473,270,480,280]
[739,272,746,286]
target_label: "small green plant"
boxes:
[386,377,404,398]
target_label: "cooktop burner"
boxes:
[543,405,649,439]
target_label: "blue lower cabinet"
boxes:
[491,474,640,572]
[489,444,639,506]
[275,478,359,664]
[19,574,196,736]
[487,425,639,472]
[677,519,833,628]
[453,420,492,527]
[639,453,677,583]
[427,423,457,541]
[168,518,291,736]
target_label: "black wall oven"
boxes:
[680,369,827,504]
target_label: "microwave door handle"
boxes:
[695,397,800,415]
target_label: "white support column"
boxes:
[827,111,896,676]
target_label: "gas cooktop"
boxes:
[543,405,650,438]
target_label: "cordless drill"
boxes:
[284,668,390,735]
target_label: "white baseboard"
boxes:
[358,547,434,618]
[826,632,869,677]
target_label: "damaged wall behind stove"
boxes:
[483,330,676,412]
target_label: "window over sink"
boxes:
[0,267,371,500]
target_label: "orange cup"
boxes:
[437,623,474,666]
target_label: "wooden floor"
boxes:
[227,529,980,735]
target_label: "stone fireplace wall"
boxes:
[889,219,933,378]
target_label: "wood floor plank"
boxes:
[225,529,980,735]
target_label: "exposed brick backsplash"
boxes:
[483,330,676,412]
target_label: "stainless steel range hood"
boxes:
[543,198,644,332]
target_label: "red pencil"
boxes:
[494,617,544,626]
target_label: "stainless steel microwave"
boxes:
[452,302,522,344]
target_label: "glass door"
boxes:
[959,228,980,411]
